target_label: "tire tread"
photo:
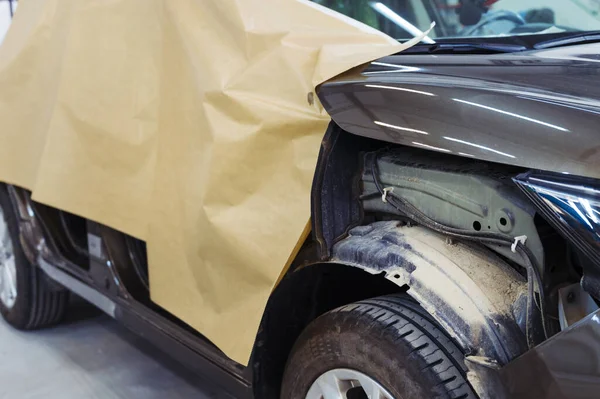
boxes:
[350,295,476,399]
[25,265,68,329]
[283,294,478,399]
[0,184,68,330]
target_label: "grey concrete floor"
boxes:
[0,298,225,398]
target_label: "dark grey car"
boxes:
[1,1,599,398]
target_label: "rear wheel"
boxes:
[0,185,69,329]
[281,295,477,399]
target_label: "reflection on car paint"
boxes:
[364,84,436,96]
[528,183,600,238]
[365,63,420,73]
[452,98,570,132]
[318,44,600,178]
[443,137,516,158]
[514,172,600,270]
[374,121,429,135]
[411,141,451,152]
[516,96,600,116]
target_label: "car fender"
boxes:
[318,45,600,179]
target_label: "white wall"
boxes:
[0,0,17,44]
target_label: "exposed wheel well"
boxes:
[251,262,404,399]
[252,220,535,399]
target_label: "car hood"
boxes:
[318,43,600,180]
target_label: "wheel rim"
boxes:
[307,369,396,399]
[0,207,17,309]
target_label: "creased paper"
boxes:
[0,0,425,364]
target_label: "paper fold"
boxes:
[0,0,426,364]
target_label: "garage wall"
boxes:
[0,0,17,44]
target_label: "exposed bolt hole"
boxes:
[500,217,508,226]
[473,221,482,231]
[393,274,400,279]
[347,386,368,399]
[487,225,491,229]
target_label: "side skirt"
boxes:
[38,252,253,399]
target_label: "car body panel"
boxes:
[500,308,600,399]
[318,43,600,180]
[318,42,600,398]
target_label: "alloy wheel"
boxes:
[307,369,395,399]
[0,207,17,308]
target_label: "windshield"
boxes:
[311,0,600,41]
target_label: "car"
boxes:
[1,0,600,398]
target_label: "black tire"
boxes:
[0,185,69,329]
[281,295,477,399]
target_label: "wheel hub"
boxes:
[0,208,17,309]
[307,369,395,399]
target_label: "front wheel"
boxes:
[281,295,476,399]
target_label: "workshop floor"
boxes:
[0,298,223,399]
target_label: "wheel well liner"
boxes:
[332,221,528,365]
[254,221,529,398]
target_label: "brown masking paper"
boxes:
[0,0,428,364]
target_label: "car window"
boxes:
[311,0,428,39]
[311,0,600,40]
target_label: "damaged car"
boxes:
[1,0,600,398]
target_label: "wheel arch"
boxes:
[252,261,403,398]
[253,221,528,398]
